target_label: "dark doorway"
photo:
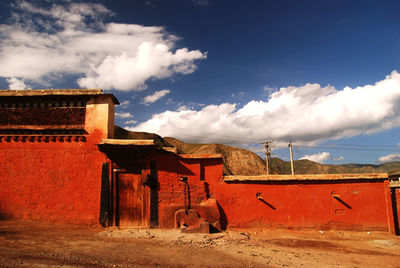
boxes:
[390,188,400,235]
[149,161,159,228]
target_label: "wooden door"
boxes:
[117,172,149,228]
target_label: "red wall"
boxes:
[396,188,400,233]
[1,132,395,232]
[149,152,221,228]
[151,155,393,231]
[0,131,107,225]
[208,180,391,231]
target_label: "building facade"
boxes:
[0,89,398,234]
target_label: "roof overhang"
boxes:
[0,89,119,104]
[99,139,157,146]
[97,139,162,165]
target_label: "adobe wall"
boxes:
[149,152,222,228]
[151,153,392,231]
[207,179,392,231]
[0,93,114,225]
[395,188,400,234]
[397,189,400,218]
[0,139,106,224]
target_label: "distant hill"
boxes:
[114,125,172,147]
[115,126,400,175]
[165,137,400,175]
[164,137,268,175]
[270,158,400,175]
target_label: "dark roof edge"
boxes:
[0,89,119,104]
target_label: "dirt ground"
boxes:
[0,220,399,267]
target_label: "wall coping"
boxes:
[223,173,388,182]
[0,89,119,104]
[178,154,223,159]
[99,139,155,146]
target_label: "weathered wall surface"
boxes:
[151,152,222,228]
[0,132,107,224]
[152,154,393,231]
[207,179,391,231]
[0,93,114,225]
[395,188,400,233]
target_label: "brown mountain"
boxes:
[114,125,172,147]
[270,158,400,175]
[164,137,400,175]
[115,126,400,175]
[164,137,268,175]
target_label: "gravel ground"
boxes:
[0,220,399,267]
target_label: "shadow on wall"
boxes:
[217,201,228,230]
[390,189,400,235]
[99,162,110,227]
[0,211,12,220]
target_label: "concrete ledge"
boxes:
[99,139,155,146]
[178,154,223,159]
[223,173,388,182]
[390,181,400,188]
[0,89,119,104]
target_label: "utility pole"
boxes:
[264,141,271,175]
[288,141,294,175]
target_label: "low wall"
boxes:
[206,174,393,232]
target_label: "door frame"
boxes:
[111,167,150,228]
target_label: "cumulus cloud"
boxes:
[119,100,130,108]
[0,1,206,91]
[377,153,400,163]
[115,112,133,119]
[124,119,138,125]
[6,77,30,89]
[142,89,171,105]
[132,71,400,145]
[300,152,331,163]
[263,85,277,91]
[334,156,344,161]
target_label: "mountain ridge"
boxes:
[114,126,400,175]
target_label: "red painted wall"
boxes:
[148,152,221,228]
[1,127,394,232]
[0,131,107,225]
[208,180,391,231]
[151,155,393,231]
[396,188,400,232]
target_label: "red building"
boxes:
[0,89,399,234]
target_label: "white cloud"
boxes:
[115,112,133,119]
[177,105,188,111]
[300,152,331,164]
[143,89,170,105]
[132,71,400,145]
[124,119,138,125]
[0,1,206,91]
[263,85,277,91]
[119,100,130,108]
[334,156,344,161]
[377,153,400,163]
[6,77,30,89]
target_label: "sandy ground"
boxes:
[0,220,399,267]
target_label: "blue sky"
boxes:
[1,0,400,164]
